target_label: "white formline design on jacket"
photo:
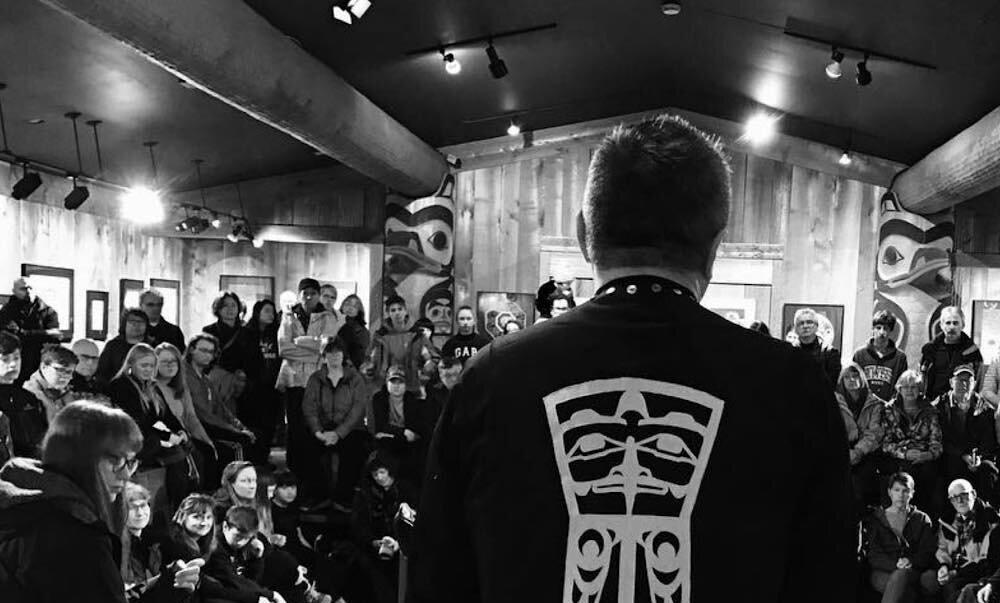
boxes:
[543,378,724,603]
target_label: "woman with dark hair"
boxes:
[339,294,370,371]
[160,493,217,567]
[0,400,203,602]
[203,291,262,378]
[109,344,194,520]
[244,299,282,464]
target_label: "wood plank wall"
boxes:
[453,139,884,357]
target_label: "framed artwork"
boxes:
[219,275,275,309]
[22,264,74,341]
[782,304,845,350]
[150,278,181,325]
[476,291,535,338]
[120,279,145,314]
[972,300,1000,364]
[86,290,109,341]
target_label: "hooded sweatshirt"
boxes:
[22,369,73,424]
[0,458,178,603]
[852,338,908,401]
[834,363,886,465]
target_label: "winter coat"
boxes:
[936,498,1000,584]
[67,372,112,406]
[795,337,842,389]
[276,304,340,390]
[97,335,140,384]
[864,505,938,572]
[835,365,886,465]
[339,316,371,371]
[351,474,417,553]
[0,383,47,458]
[203,532,273,603]
[883,397,943,462]
[124,530,164,600]
[22,369,74,424]
[853,339,908,402]
[936,392,999,462]
[184,362,247,439]
[108,375,187,469]
[147,319,186,353]
[0,295,60,380]
[202,321,262,377]
[370,323,437,393]
[372,389,437,444]
[0,458,183,603]
[921,332,984,401]
[302,364,367,438]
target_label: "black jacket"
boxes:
[202,322,262,376]
[410,275,854,603]
[339,316,371,370]
[0,296,61,381]
[108,375,187,469]
[937,392,999,461]
[797,337,842,389]
[372,389,437,443]
[147,319,186,352]
[853,339,909,401]
[97,335,139,384]
[863,505,937,572]
[0,384,47,458]
[921,332,983,401]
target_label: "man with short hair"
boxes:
[22,343,78,424]
[367,295,414,382]
[67,338,107,396]
[937,365,999,506]
[411,115,854,602]
[140,288,185,351]
[922,306,983,401]
[792,307,842,389]
[441,306,491,367]
[0,332,47,458]
[936,479,1000,603]
[854,310,909,401]
[0,277,61,383]
[96,308,149,383]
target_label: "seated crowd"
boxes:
[0,277,484,603]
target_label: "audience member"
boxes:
[159,494,217,585]
[245,299,282,464]
[69,338,109,399]
[441,306,491,368]
[109,343,195,518]
[303,338,369,505]
[0,331,46,458]
[277,278,341,485]
[501,319,522,335]
[424,356,460,416]
[934,479,1000,603]
[351,453,415,603]
[883,370,944,517]
[320,285,340,321]
[748,320,770,336]
[863,471,938,603]
[854,310,909,401]
[922,306,984,402]
[204,506,289,603]
[548,292,572,319]
[836,363,886,511]
[141,289,185,351]
[98,308,150,383]
[122,482,163,600]
[338,294,370,371]
[271,471,313,562]
[0,277,61,383]
[22,343,78,423]
[937,365,999,505]
[534,279,558,321]
[154,342,215,491]
[203,291,262,378]
[0,401,203,602]
[372,366,436,489]
[406,317,440,395]
[792,307,842,388]
[366,294,414,386]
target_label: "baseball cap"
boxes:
[386,365,406,382]
[953,364,975,378]
[298,277,320,292]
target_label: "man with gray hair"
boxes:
[0,277,61,383]
[411,115,853,603]
[921,306,983,401]
[140,288,186,351]
[792,307,842,389]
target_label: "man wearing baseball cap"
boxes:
[0,277,61,383]
[937,364,1000,505]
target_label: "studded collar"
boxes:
[593,275,697,303]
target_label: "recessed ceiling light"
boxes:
[27,118,45,125]
[661,1,682,16]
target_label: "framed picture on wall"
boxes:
[219,275,275,310]
[120,279,145,314]
[86,290,109,341]
[972,300,1000,364]
[150,278,181,325]
[22,264,74,341]
[476,291,535,338]
[781,303,845,350]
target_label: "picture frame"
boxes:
[781,303,846,351]
[150,278,181,325]
[21,263,74,341]
[119,279,145,315]
[219,275,275,310]
[972,300,1000,364]
[86,290,109,341]
[476,291,536,338]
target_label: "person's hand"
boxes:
[403,429,417,443]
[978,584,993,603]
[399,502,416,525]
[171,558,204,591]
[905,450,923,462]
[897,557,913,569]
[259,597,272,603]
[375,432,394,440]
[937,566,951,584]
[269,533,287,547]
[242,429,257,443]
[383,536,399,554]
[249,537,265,558]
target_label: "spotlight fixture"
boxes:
[825,47,844,79]
[661,1,682,16]
[441,49,461,75]
[856,54,872,86]
[742,113,778,146]
[486,42,508,79]
[333,0,371,24]
[838,151,853,166]
[211,215,222,229]
[63,111,90,210]
[507,122,521,137]
[12,169,42,200]
[120,186,164,224]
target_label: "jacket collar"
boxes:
[593,275,696,303]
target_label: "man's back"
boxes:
[411,275,855,602]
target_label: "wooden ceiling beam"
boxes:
[38,0,449,197]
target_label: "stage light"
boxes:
[12,171,42,199]
[442,51,461,75]
[507,122,521,137]
[333,0,371,24]
[825,47,844,79]
[64,183,90,210]
[252,236,265,248]
[120,186,164,224]
[211,215,222,229]
[743,113,777,146]
[839,151,853,166]
[486,43,508,79]
[661,1,682,16]
[856,55,872,86]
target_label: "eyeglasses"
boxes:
[107,455,139,475]
[158,359,179,366]
[950,492,973,503]
[45,365,75,377]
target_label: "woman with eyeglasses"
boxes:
[154,342,215,492]
[0,400,203,602]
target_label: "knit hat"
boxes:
[298,277,320,292]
